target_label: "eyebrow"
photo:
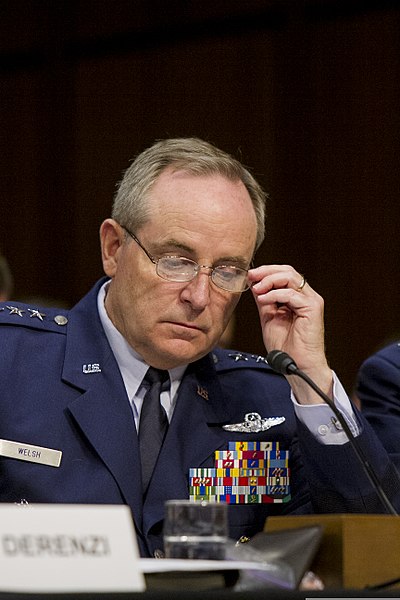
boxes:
[150,238,251,268]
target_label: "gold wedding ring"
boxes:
[297,275,306,291]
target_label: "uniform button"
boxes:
[318,424,329,436]
[153,548,165,559]
[331,417,343,431]
[54,315,68,326]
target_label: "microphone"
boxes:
[267,350,298,375]
[267,350,397,516]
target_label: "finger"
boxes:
[252,289,312,315]
[249,265,307,294]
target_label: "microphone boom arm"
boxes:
[267,350,397,516]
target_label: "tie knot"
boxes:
[144,367,169,387]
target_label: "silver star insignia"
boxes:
[252,355,268,364]
[28,308,46,321]
[223,412,285,433]
[228,352,248,362]
[6,305,25,317]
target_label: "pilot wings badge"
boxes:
[223,412,285,433]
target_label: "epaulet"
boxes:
[0,301,69,333]
[375,341,400,365]
[212,347,274,372]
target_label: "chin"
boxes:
[159,339,211,367]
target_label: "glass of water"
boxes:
[163,499,228,560]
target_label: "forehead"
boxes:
[147,167,255,220]
[140,169,257,258]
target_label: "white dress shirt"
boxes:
[292,374,360,444]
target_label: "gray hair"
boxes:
[112,137,267,250]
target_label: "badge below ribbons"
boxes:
[189,441,290,504]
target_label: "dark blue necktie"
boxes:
[139,367,169,493]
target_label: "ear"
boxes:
[99,219,125,277]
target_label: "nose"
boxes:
[180,268,212,309]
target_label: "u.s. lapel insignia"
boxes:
[82,363,102,374]
[223,412,285,433]
[197,385,209,400]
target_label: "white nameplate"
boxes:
[0,439,62,467]
[0,504,145,592]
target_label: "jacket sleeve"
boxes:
[357,346,400,466]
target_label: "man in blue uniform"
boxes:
[357,341,400,470]
[1,138,399,557]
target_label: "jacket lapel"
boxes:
[60,280,144,530]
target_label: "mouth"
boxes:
[167,321,206,334]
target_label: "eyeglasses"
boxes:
[121,226,250,293]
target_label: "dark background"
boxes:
[1,0,399,393]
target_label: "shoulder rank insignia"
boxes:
[228,352,248,361]
[223,412,285,433]
[6,305,24,317]
[28,308,46,321]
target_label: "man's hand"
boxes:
[248,265,333,404]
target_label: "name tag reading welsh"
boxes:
[0,439,62,467]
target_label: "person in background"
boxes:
[0,253,13,301]
[356,341,400,469]
[0,137,399,558]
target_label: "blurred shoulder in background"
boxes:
[0,253,13,301]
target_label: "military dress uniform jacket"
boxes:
[357,341,400,471]
[1,279,400,557]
